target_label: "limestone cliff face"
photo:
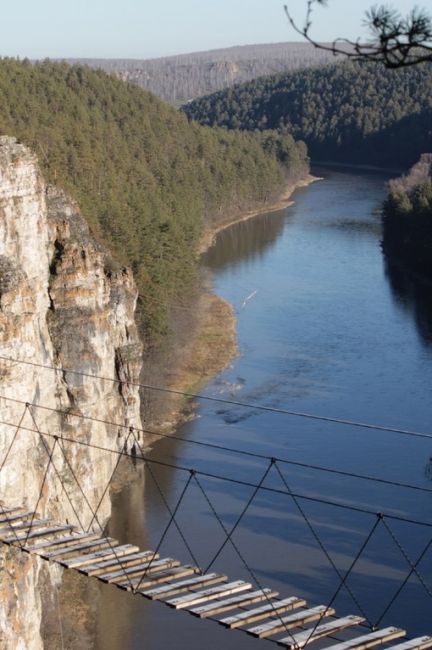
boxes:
[0,136,143,649]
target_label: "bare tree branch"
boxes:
[284,1,432,68]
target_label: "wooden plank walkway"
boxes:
[0,505,430,649]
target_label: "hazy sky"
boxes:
[1,0,425,59]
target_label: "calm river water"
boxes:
[96,168,432,649]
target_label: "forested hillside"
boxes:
[68,42,338,106]
[0,58,307,344]
[383,155,432,276]
[183,61,432,168]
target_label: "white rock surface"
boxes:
[0,136,143,649]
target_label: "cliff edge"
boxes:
[0,136,143,649]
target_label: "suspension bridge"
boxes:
[0,359,432,648]
[0,502,430,649]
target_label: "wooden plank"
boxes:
[44,537,116,559]
[190,588,279,619]
[386,638,432,650]
[98,558,179,582]
[64,544,140,569]
[322,628,406,650]
[166,581,252,610]
[247,605,335,639]
[27,532,101,553]
[4,525,74,542]
[0,519,52,534]
[220,596,306,629]
[85,550,159,576]
[141,573,227,600]
[278,615,365,649]
[102,558,181,584]
[121,566,199,591]
[0,511,33,524]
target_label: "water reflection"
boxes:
[204,208,287,270]
[384,257,432,346]
[99,169,432,648]
[96,461,148,650]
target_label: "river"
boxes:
[96,168,432,649]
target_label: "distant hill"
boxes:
[183,60,432,168]
[65,42,342,105]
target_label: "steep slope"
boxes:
[0,58,308,345]
[383,154,432,276]
[0,136,142,649]
[68,42,340,105]
[183,60,432,168]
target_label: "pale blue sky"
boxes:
[1,0,425,59]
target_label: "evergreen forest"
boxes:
[70,42,337,106]
[383,155,432,276]
[0,58,308,345]
[183,61,432,168]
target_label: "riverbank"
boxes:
[141,290,237,443]
[199,174,320,253]
[314,160,403,175]
[141,173,318,443]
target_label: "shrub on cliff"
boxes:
[383,154,432,275]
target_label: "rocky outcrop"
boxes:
[0,136,143,649]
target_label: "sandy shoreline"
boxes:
[146,172,320,438]
[199,174,321,253]
[143,291,237,440]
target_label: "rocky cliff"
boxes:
[0,136,143,649]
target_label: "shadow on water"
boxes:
[384,257,432,346]
[203,208,287,270]
[96,169,432,648]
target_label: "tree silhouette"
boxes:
[284,1,432,68]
